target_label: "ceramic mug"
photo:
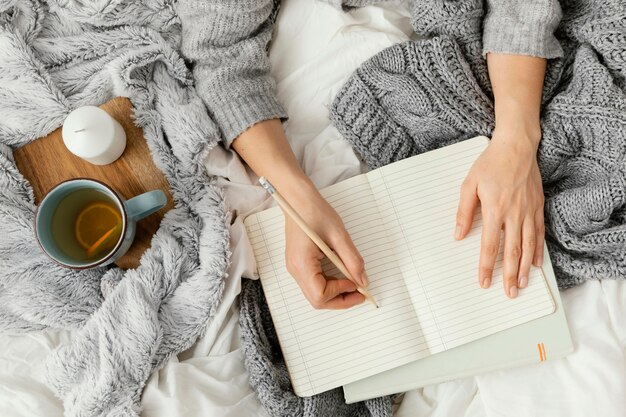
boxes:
[35,178,166,269]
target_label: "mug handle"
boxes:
[125,190,167,222]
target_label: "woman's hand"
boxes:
[283,182,367,309]
[232,119,366,309]
[455,129,544,298]
[457,53,548,298]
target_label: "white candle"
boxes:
[62,106,127,165]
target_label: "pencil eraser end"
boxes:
[258,177,276,194]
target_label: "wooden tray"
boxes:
[13,97,174,270]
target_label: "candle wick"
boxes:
[74,128,87,133]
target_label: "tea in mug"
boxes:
[51,188,123,262]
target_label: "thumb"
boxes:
[456,179,479,240]
[331,231,368,287]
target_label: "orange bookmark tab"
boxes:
[537,342,547,361]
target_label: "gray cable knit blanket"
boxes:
[0,1,230,416]
[239,0,626,416]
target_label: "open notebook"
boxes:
[244,136,556,397]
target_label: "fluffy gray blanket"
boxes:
[239,0,626,416]
[0,1,229,416]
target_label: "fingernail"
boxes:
[518,276,528,289]
[361,271,370,287]
[455,225,462,240]
[481,277,491,289]
[509,286,518,299]
[534,256,543,267]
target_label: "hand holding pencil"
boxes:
[259,177,379,309]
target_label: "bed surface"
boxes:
[1,1,625,416]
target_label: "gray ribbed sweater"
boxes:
[177,0,562,147]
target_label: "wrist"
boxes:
[277,175,330,224]
[493,105,542,149]
[490,127,541,159]
[264,167,322,210]
[492,125,541,150]
[274,173,319,202]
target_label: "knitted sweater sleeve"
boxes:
[483,0,563,59]
[176,0,287,147]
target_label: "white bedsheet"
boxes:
[1,1,624,416]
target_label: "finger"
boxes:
[503,218,522,299]
[284,221,362,310]
[533,208,545,267]
[323,291,366,310]
[517,216,536,289]
[456,179,479,240]
[319,276,360,302]
[479,213,502,289]
[330,231,368,287]
[303,272,360,309]
[287,246,354,308]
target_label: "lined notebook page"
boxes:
[245,174,433,397]
[368,136,555,353]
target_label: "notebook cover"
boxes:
[343,247,573,403]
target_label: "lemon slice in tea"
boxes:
[75,202,122,249]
